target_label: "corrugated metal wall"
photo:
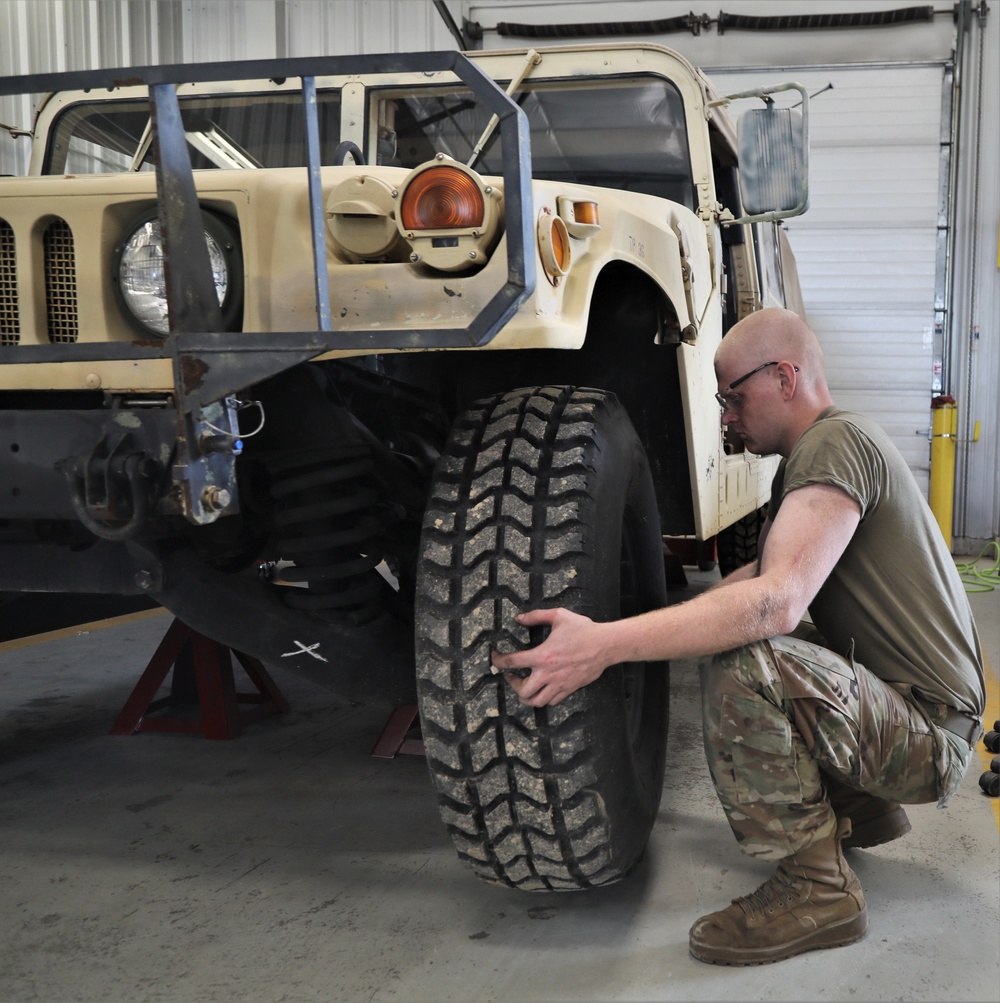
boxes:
[0,0,456,69]
[1,0,996,545]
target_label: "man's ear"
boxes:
[777,361,798,399]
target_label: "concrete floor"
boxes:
[0,561,997,1003]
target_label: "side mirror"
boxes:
[726,82,810,225]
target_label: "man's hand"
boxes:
[491,608,611,707]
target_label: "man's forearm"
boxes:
[496,564,805,706]
[598,571,799,666]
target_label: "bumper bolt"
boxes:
[201,486,231,512]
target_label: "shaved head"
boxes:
[716,308,827,395]
[714,308,834,456]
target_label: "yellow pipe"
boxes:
[930,396,958,551]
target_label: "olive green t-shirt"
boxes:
[769,406,985,716]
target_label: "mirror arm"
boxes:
[723,200,809,227]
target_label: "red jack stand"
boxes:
[109,617,290,740]
[370,705,424,759]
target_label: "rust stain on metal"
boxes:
[180,355,209,393]
[112,77,146,88]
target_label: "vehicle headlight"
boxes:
[397,155,501,273]
[115,208,242,336]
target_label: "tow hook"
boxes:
[57,432,158,541]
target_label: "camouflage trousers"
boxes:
[699,634,976,860]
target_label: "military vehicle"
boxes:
[0,43,809,890]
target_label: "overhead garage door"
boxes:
[711,64,948,496]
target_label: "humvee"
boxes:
[0,44,809,891]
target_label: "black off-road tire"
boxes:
[716,504,768,577]
[415,386,669,891]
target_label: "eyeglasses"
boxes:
[715,361,798,410]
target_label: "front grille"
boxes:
[0,218,19,345]
[43,218,79,343]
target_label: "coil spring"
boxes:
[268,445,386,624]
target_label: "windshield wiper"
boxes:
[467,48,541,170]
[130,116,262,171]
[130,118,152,171]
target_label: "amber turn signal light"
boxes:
[537,209,571,286]
[400,166,485,231]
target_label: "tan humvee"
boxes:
[0,44,809,890]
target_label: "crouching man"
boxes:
[491,307,985,966]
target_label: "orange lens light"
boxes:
[400,166,485,231]
[572,201,599,226]
[550,216,568,272]
[537,211,571,285]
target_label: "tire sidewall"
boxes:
[570,396,668,858]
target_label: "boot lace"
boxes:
[734,870,801,919]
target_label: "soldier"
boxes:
[491,306,985,966]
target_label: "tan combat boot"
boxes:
[689,819,868,966]
[825,775,911,849]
